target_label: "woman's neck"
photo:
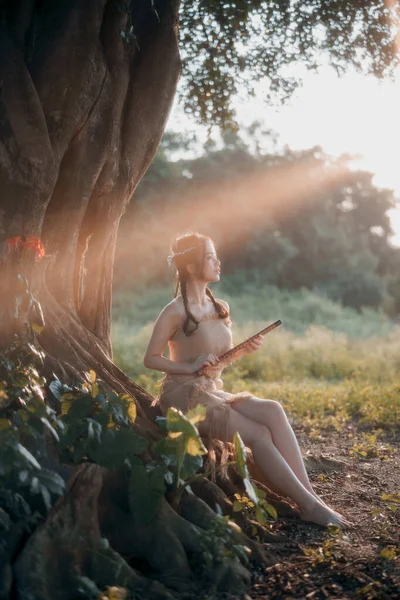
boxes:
[185,280,210,307]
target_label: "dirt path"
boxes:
[247,424,400,599]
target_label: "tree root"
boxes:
[179,489,270,567]
[203,441,300,522]
[13,464,173,600]
[189,477,288,544]
[98,469,255,595]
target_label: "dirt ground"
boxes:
[245,423,400,600]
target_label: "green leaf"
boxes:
[380,547,397,560]
[87,419,102,444]
[89,429,147,468]
[255,506,266,526]
[36,468,65,496]
[185,404,207,426]
[67,396,93,419]
[40,417,59,441]
[30,477,40,494]
[262,502,278,521]
[233,432,258,505]
[16,443,41,469]
[233,431,247,480]
[243,477,258,506]
[327,524,341,536]
[31,323,44,335]
[181,452,203,480]
[166,407,207,456]
[118,393,137,423]
[381,493,400,504]
[40,483,52,510]
[58,420,87,449]
[155,416,167,431]
[108,395,126,425]
[255,486,267,499]
[49,379,64,401]
[60,393,74,414]
[0,419,11,430]
[129,464,166,524]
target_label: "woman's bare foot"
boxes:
[310,490,330,508]
[293,489,330,510]
[300,498,352,528]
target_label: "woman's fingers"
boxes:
[245,336,263,353]
[206,353,219,365]
[199,354,219,369]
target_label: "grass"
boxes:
[112,282,400,432]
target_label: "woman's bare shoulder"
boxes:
[215,297,230,312]
[159,297,185,322]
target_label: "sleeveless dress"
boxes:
[157,312,253,442]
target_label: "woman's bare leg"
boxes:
[201,406,350,527]
[230,397,329,507]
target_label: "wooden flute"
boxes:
[195,319,282,376]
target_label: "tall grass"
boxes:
[112,283,400,431]
[112,279,393,338]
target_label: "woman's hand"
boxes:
[192,353,221,376]
[239,334,264,356]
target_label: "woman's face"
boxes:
[198,239,221,283]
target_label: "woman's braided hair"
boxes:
[171,232,228,336]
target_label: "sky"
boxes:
[167,61,400,245]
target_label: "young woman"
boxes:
[144,232,351,528]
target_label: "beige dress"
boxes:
[158,312,253,442]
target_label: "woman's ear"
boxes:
[186,263,197,275]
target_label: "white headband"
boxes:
[167,244,202,267]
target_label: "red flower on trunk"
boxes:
[7,237,47,261]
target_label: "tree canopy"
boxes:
[178,0,398,127]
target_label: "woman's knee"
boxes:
[236,422,272,448]
[267,399,288,422]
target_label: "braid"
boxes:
[169,232,227,335]
[206,287,229,319]
[181,275,200,336]
[174,277,180,298]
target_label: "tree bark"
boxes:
[0,0,180,384]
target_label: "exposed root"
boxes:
[13,464,173,600]
[203,441,300,521]
[179,490,270,568]
[98,470,259,595]
[190,477,287,543]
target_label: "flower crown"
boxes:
[167,244,203,267]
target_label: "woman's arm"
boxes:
[143,303,197,375]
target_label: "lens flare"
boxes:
[116,155,356,285]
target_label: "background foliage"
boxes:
[114,128,400,315]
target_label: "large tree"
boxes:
[0,1,398,598]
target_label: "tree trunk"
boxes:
[0,2,297,597]
[0,0,182,422]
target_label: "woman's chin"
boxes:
[202,273,220,284]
